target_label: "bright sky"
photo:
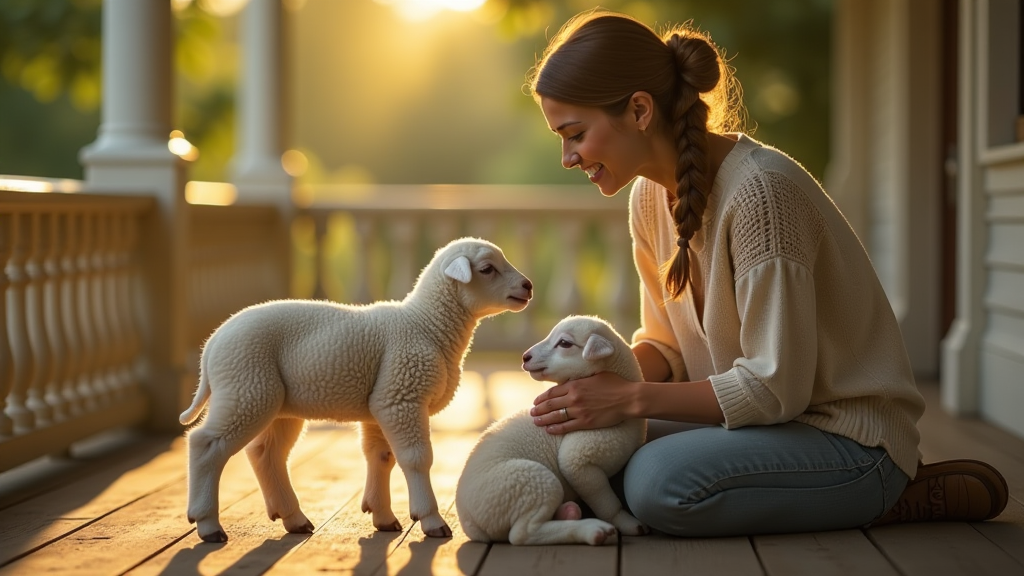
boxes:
[374,0,487,21]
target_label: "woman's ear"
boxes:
[630,91,655,132]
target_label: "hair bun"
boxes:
[667,33,721,93]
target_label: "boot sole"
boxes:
[913,459,1009,521]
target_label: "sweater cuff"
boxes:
[635,338,687,382]
[709,368,760,429]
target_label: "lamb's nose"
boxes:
[523,279,533,292]
[522,352,532,363]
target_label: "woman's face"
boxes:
[540,97,648,197]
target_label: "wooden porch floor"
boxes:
[0,374,1022,576]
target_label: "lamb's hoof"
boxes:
[287,521,315,534]
[200,530,228,543]
[424,524,453,538]
[187,516,196,524]
[376,520,403,532]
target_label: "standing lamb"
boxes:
[180,237,532,543]
[455,315,648,545]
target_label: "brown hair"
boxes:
[528,10,746,298]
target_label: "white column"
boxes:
[233,0,293,204]
[79,0,191,432]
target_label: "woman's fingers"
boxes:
[532,379,573,409]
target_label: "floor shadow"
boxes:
[155,541,225,576]
[352,529,406,575]
[219,534,313,576]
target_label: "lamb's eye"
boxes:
[480,264,495,275]
[556,339,574,349]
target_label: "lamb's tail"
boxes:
[179,355,211,426]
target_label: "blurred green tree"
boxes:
[0,0,832,184]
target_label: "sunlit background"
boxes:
[0,0,833,432]
[0,0,832,186]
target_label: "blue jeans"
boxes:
[622,421,909,537]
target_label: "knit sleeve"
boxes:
[628,179,688,382]
[709,171,826,428]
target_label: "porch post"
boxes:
[79,0,192,432]
[233,0,293,204]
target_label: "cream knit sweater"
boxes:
[629,134,924,477]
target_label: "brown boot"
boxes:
[872,459,1008,526]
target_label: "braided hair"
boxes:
[529,10,746,298]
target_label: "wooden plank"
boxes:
[867,523,1024,576]
[265,432,479,576]
[0,430,171,510]
[621,533,762,576]
[370,434,486,576]
[478,542,617,576]
[0,425,340,574]
[972,497,1024,567]
[0,437,188,565]
[125,427,365,575]
[262,457,414,574]
[754,531,898,576]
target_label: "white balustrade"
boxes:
[1,190,152,471]
[301,184,641,352]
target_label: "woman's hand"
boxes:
[530,372,638,434]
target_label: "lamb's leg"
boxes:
[509,511,618,546]
[562,463,648,536]
[360,421,402,531]
[378,410,451,538]
[186,426,237,543]
[245,417,313,534]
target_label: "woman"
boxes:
[526,9,1007,537]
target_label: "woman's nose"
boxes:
[562,147,580,169]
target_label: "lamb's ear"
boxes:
[582,334,615,361]
[444,256,472,283]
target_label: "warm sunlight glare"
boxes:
[0,177,52,193]
[185,181,237,205]
[487,370,548,422]
[376,0,486,21]
[168,130,200,162]
[430,371,489,431]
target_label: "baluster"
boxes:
[0,213,14,436]
[73,213,101,406]
[467,213,498,246]
[352,214,376,303]
[508,216,539,341]
[308,213,328,300]
[427,213,460,252]
[386,214,417,300]
[103,215,126,398]
[117,215,142,391]
[604,215,637,335]
[95,214,122,399]
[63,213,94,412]
[547,216,584,318]
[43,212,69,421]
[25,212,54,426]
[5,212,36,433]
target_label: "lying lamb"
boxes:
[455,315,648,545]
[179,237,532,543]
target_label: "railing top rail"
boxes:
[301,183,631,212]
[0,190,155,213]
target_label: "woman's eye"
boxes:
[556,339,574,348]
[568,132,584,143]
[480,265,495,274]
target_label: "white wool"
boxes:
[455,316,648,546]
[179,237,531,542]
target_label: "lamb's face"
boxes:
[521,316,627,384]
[441,239,533,318]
